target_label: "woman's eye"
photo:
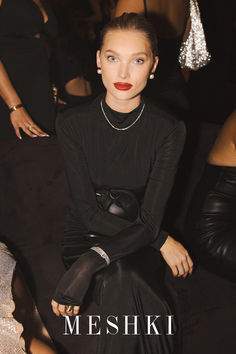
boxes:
[135,58,144,64]
[107,56,117,62]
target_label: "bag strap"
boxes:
[143,0,148,18]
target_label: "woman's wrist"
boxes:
[90,246,110,265]
[9,103,24,113]
[53,250,108,307]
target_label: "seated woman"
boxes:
[0,241,56,354]
[185,109,236,281]
[51,13,193,353]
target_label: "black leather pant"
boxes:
[185,164,236,281]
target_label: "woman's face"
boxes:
[97,29,158,105]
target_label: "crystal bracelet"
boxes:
[90,246,110,266]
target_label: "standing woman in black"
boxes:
[0,2,71,350]
[0,0,57,140]
[52,13,193,354]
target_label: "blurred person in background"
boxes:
[49,0,97,106]
[0,0,58,140]
[114,0,190,118]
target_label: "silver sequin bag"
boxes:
[179,0,211,70]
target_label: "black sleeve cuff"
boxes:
[151,229,169,251]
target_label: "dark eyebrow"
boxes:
[104,50,148,57]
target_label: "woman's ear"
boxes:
[96,50,101,68]
[151,56,159,74]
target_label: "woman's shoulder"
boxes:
[56,95,102,131]
[145,98,185,133]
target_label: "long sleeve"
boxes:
[99,121,186,261]
[152,229,169,250]
[56,113,186,261]
[56,115,133,237]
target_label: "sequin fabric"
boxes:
[179,0,211,70]
[0,243,26,353]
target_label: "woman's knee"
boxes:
[102,259,136,291]
[100,256,166,300]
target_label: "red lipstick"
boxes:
[114,82,133,91]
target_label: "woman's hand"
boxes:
[51,250,106,317]
[160,236,194,278]
[51,299,80,317]
[10,107,49,139]
[0,60,49,139]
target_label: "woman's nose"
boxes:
[118,63,130,79]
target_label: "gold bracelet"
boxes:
[9,103,24,113]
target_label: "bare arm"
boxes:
[0,60,48,139]
[208,109,236,166]
[0,60,22,108]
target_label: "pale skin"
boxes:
[51,28,193,317]
[0,0,50,139]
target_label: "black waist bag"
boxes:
[62,189,140,268]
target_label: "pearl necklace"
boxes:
[100,100,145,131]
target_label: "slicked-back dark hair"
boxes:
[100,12,158,57]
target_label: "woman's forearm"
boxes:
[0,60,22,108]
[0,60,47,138]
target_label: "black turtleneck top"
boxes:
[56,95,186,262]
